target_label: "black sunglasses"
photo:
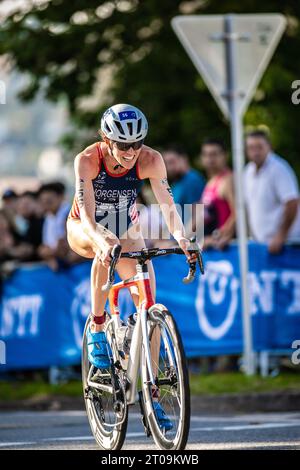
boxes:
[112,139,144,151]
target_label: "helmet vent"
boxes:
[114,121,125,135]
[105,122,111,133]
[127,122,133,135]
[137,118,142,134]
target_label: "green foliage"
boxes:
[1,0,300,174]
[0,372,299,400]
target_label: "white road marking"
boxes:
[0,441,36,447]
[192,422,300,432]
[0,420,299,448]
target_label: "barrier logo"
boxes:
[71,279,91,348]
[0,295,43,338]
[195,260,239,340]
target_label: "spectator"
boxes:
[0,209,17,263]
[1,188,18,212]
[17,191,44,261]
[0,209,33,263]
[199,138,236,250]
[162,145,206,208]
[244,130,300,253]
[1,188,27,236]
[37,182,72,269]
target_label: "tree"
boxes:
[1,0,300,175]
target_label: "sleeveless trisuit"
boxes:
[68,143,144,238]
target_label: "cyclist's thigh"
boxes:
[117,224,156,297]
[66,218,95,259]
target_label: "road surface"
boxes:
[0,409,299,450]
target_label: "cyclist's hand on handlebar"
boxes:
[177,237,199,263]
[96,236,121,269]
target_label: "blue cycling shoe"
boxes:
[87,329,110,370]
[153,402,173,432]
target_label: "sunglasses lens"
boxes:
[114,139,144,151]
[133,139,144,150]
[117,142,129,151]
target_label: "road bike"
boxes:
[82,239,204,450]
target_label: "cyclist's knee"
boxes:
[67,223,94,259]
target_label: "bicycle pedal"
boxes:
[138,391,152,438]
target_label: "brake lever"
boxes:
[182,262,196,284]
[101,244,122,292]
[182,237,205,284]
[197,250,205,275]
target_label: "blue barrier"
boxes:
[0,242,300,371]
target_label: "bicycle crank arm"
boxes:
[87,379,113,394]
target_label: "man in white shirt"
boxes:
[37,181,71,268]
[244,130,300,253]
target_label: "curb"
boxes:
[0,391,299,413]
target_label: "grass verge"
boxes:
[0,372,299,401]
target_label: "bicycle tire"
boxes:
[82,315,128,450]
[140,303,190,450]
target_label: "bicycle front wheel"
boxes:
[140,303,190,450]
[82,315,128,450]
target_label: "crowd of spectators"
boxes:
[1,129,299,272]
[159,130,300,251]
[0,182,82,272]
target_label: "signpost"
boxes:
[172,14,286,375]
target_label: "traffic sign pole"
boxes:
[225,15,255,375]
[172,13,286,376]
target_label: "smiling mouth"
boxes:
[122,155,135,162]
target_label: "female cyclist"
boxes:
[67,103,196,430]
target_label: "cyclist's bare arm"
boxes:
[141,150,186,242]
[74,145,119,258]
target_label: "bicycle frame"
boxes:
[106,262,156,405]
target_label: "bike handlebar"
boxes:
[101,237,205,292]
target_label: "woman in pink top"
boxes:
[200,138,236,250]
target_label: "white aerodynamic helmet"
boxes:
[101,103,148,143]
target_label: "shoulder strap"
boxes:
[97,142,103,173]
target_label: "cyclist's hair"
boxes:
[245,129,271,144]
[163,144,188,158]
[38,182,66,197]
[201,138,227,153]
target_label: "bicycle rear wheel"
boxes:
[140,303,190,450]
[82,315,128,450]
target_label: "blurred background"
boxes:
[0,0,300,405]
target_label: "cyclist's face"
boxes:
[109,140,143,169]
